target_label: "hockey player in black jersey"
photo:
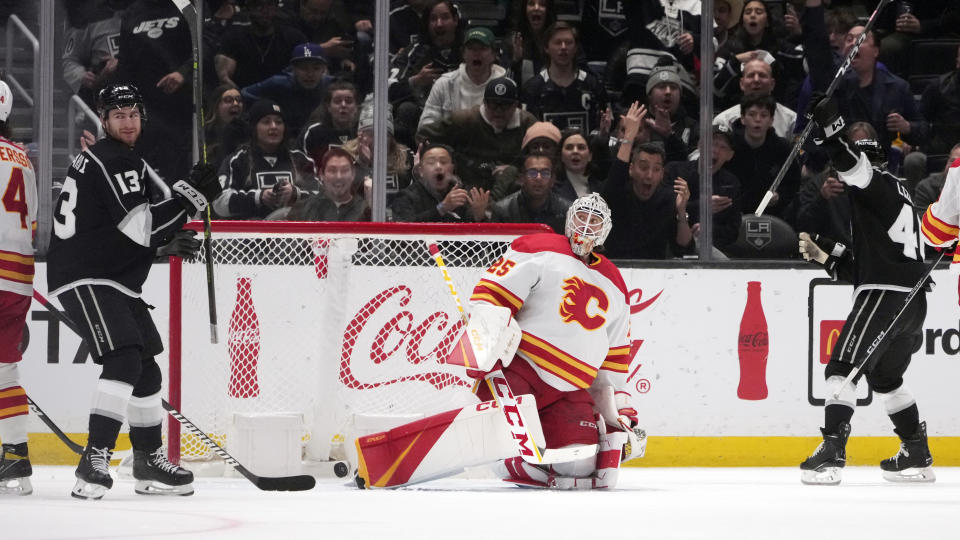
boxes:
[48,84,222,499]
[797,94,934,485]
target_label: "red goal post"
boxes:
[168,221,551,469]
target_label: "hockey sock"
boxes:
[128,360,163,451]
[889,404,920,438]
[0,386,29,445]
[824,403,854,435]
[88,379,134,449]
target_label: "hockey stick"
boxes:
[832,250,944,399]
[172,0,218,344]
[160,399,316,491]
[26,394,84,455]
[426,241,598,465]
[754,0,893,216]
[30,289,316,491]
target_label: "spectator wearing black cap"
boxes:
[418,26,507,131]
[666,125,742,251]
[214,0,308,89]
[288,146,370,221]
[417,76,537,195]
[391,143,488,222]
[521,22,609,135]
[213,99,318,219]
[725,93,801,222]
[241,43,331,139]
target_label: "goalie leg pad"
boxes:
[355,394,542,488]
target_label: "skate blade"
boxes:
[882,467,936,483]
[71,479,109,500]
[134,479,195,496]
[0,476,33,496]
[801,467,842,485]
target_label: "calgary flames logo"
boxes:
[559,277,609,330]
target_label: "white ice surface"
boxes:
[6,466,960,540]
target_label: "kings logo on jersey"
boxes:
[559,277,608,331]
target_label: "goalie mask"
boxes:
[97,83,147,121]
[565,193,612,257]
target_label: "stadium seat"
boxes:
[907,39,960,79]
[723,214,799,259]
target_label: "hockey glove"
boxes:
[157,230,201,259]
[173,163,222,215]
[810,93,845,141]
[799,232,846,273]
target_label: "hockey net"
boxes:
[168,221,549,470]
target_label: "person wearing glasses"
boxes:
[490,153,571,232]
[204,84,246,166]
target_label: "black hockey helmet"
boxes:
[853,138,885,166]
[97,83,146,120]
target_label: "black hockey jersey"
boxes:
[213,145,319,219]
[48,137,190,296]
[835,159,929,293]
[521,69,609,133]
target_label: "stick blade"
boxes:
[249,473,317,492]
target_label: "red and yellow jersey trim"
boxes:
[518,332,598,389]
[471,278,523,316]
[921,207,959,246]
[600,345,631,373]
[0,249,34,285]
[0,386,28,419]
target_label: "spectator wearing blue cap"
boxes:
[241,43,331,140]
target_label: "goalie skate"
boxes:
[800,423,850,486]
[72,446,114,500]
[0,443,32,496]
[881,422,935,483]
[133,448,194,496]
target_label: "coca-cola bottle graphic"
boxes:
[228,277,261,398]
[737,281,768,400]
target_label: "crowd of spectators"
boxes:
[60,0,960,260]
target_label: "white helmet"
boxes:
[0,81,12,123]
[565,192,612,257]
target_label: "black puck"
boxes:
[334,461,349,478]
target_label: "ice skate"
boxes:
[72,446,114,500]
[0,443,32,496]
[881,421,935,483]
[133,448,194,496]
[800,422,850,485]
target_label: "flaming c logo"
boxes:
[559,277,609,330]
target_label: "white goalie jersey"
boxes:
[469,233,633,393]
[0,137,37,297]
[920,158,960,271]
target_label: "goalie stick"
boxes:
[832,250,945,399]
[755,0,893,216]
[30,289,317,492]
[426,241,598,465]
[171,0,218,344]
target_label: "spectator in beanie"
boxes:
[214,99,318,219]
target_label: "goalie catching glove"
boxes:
[173,162,222,216]
[463,304,522,376]
[798,232,846,274]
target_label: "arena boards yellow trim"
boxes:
[621,436,960,467]
[25,434,960,467]
[26,433,131,465]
